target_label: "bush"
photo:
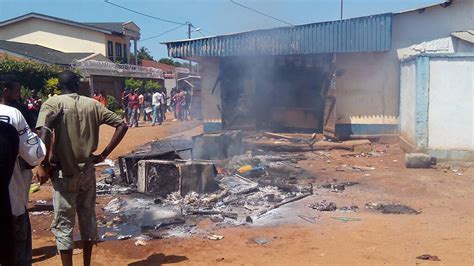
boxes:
[143,80,163,94]
[124,78,143,91]
[106,95,120,112]
[0,58,62,92]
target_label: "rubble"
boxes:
[103,198,124,214]
[365,202,420,214]
[309,200,337,211]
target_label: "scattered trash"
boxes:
[338,205,359,212]
[331,217,362,223]
[134,239,148,246]
[36,199,47,204]
[321,182,358,193]
[29,183,40,193]
[103,198,123,214]
[405,153,436,168]
[365,202,420,214]
[309,200,337,211]
[298,215,317,224]
[95,158,115,167]
[101,232,117,239]
[246,216,253,223]
[207,234,224,241]
[252,237,270,245]
[392,160,398,163]
[117,234,132,240]
[30,211,51,216]
[416,254,440,261]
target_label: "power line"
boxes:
[141,24,187,41]
[229,0,294,27]
[104,0,186,25]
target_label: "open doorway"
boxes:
[220,54,333,132]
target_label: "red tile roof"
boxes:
[140,59,175,72]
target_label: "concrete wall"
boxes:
[0,17,107,54]
[399,54,474,160]
[428,57,473,152]
[199,58,222,129]
[333,0,474,136]
[399,60,416,146]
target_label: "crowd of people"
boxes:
[0,71,128,266]
[120,86,192,128]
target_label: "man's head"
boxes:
[3,80,21,103]
[58,70,80,93]
[94,89,98,95]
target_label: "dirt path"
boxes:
[29,126,474,265]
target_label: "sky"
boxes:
[0,0,444,60]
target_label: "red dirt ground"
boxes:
[28,120,474,265]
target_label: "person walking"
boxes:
[121,88,130,123]
[128,89,139,128]
[35,70,128,266]
[138,91,145,122]
[151,89,163,126]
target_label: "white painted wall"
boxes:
[399,60,417,146]
[334,0,473,134]
[428,57,474,150]
[0,17,107,54]
[199,59,222,121]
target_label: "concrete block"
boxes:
[137,160,218,196]
[192,130,244,160]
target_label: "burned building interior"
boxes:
[220,54,333,133]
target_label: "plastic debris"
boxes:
[207,234,224,241]
[103,198,123,214]
[117,234,132,240]
[416,254,440,261]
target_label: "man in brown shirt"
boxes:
[36,70,128,266]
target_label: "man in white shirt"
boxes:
[0,81,60,265]
[151,89,163,126]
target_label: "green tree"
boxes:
[124,78,143,91]
[143,80,162,93]
[137,47,154,61]
[158,58,184,67]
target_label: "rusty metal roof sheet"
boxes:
[163,13,392,58]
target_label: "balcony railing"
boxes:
[72,60,163,79]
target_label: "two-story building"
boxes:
[0,12,163,99]
[0,12,140,64]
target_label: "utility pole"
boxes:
[187,22,192,73]
[340,0,344,20]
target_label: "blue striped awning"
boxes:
[163,13,392,58]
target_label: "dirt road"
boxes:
[29,122,474,265]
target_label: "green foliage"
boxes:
[143,80,162,94]
[106,95,120,112]
[0,58,62,92]
[45,78,61,95]
[124,78,143,91]
[137,47,154,61]
[158,58,184,67]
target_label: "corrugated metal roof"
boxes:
[163,13,392,58]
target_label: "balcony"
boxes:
[72,60,164,80]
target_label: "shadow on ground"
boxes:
[128,253,188,266]
[32,244,57,263]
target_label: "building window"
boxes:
[115,43,122,59]
[123,43,127,62]
[107,41,113,58]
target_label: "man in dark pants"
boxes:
[36,70,128,266]
[1,76,60,266]
[0,121,19,266]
